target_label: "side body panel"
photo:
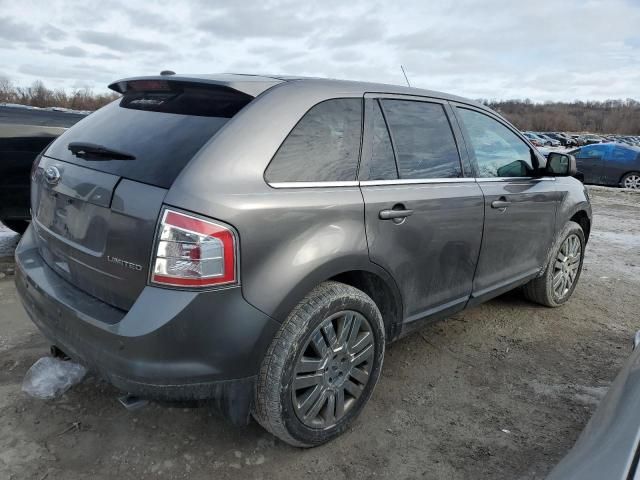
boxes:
[471,178,561,300]
[361,181,484,323]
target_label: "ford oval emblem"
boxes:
[44,166,61,185]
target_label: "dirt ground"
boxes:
[1,186,638,480]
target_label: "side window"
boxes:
[265,98,362,183]
[611,147,634,161]
[576,145,605,159]
[457,108,534,178]
[364,100,398,180]
[381,99,462,179]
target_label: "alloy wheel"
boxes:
[623,174,640,189]
[291,310,374,429]
[552,234,582,300]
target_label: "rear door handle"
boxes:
[491,199,511,209]
[379,208,414,220]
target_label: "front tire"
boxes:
[254,281,385,447]
[523,221,585,307]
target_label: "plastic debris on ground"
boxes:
[22,356,87,399]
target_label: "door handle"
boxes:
[491,198,511,209]
[379,208,414,220]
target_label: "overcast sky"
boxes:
[1,0,639,101]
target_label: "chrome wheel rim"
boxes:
[552,234,582,300]
[623,174,640,189]
[291,310,375,429]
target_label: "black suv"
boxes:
[15,74,592,447]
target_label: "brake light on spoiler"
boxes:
[151,209,237,288]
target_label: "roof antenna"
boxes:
[400,65,411,87]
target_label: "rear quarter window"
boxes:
[264,98,363,184]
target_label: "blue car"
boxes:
[569,143,640,189]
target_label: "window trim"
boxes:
[263,96,364,187]
[268,181,360,189]
[267,176,556,189]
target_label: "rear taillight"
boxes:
[151,209,237,288]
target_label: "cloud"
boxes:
[42,24,67,41]
[0,0,638,101]
[0,16,40,43]
[18,63,114,83]
[49,46,87,58]
[324,18,387,48]
[196,4,326,39]
[77,30,168,52]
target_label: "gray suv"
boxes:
[15,74,592,447]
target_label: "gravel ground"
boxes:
[0,186,638,480]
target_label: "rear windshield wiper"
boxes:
[68,142,136,161]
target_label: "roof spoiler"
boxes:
[108,75,282,98]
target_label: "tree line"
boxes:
[0,78,119,112]
[2,78,639,134]
[481,98,640,134]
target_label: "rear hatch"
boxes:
[31,78,259,311]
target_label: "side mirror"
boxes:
[546,152,577,177]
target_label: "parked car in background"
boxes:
[570,135,587,146]
[582,134,606,145]
[546,331,640,480]
[0,105,86,233]
[536,133,561,147]
[569,143,640,189]
[545,132,577,147]
[523,131,549,146]
[15,73,591,447]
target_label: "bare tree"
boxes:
[1,77,120,111]
[481,98,640,134]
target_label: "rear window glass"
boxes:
[381,100,461,179]
[44,83,253,188]
[265,98,362,183]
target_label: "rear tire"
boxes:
[1,219,29,235]
[621,172,640,189]
[253,281,385,447]
[523,221,585,307]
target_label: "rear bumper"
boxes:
[14,226,281,424]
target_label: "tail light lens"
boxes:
[151,209,237,288]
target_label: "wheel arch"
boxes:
[570,210,591,242]
[329,269,403,341]
[265,259,404,341]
